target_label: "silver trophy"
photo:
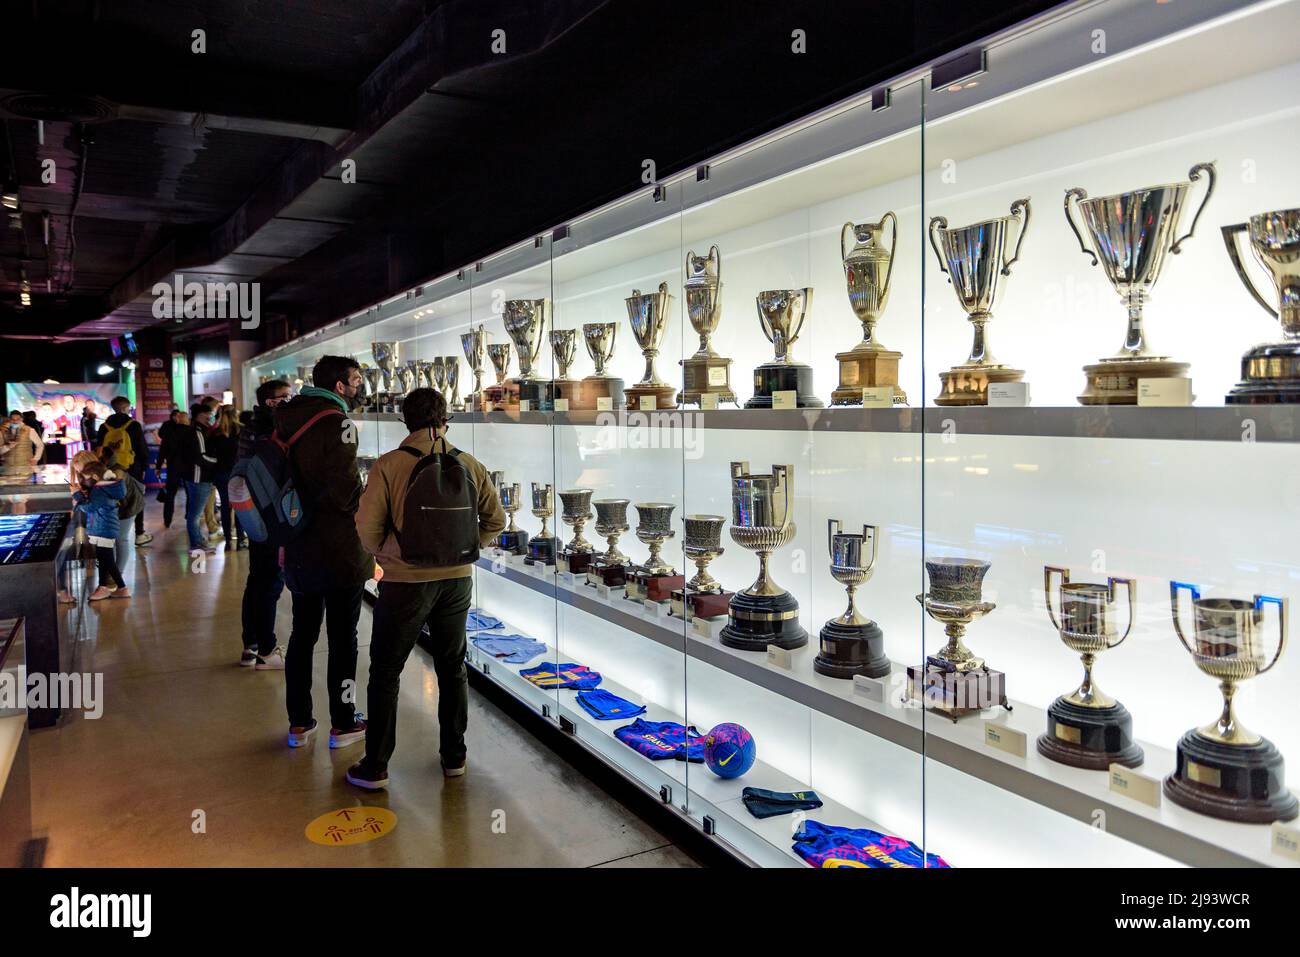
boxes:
[405,360,425,391]
[527,482,558,566]
[592,498,631,567]
[1223,207,1300,404]
[503,299,549,382]
[1065,162,1215,404]
[443,356,463,410]
[929,200,1030,405]
[360,367,383,410]
[558,488,595,555]
[682,246,737,406]
[624,283,676,409]
[491,470,527,554]
[580,322,623,409]
[430,356,447,399]
[372,341,399,411]
[815,520,888,679]
[461,327,489,408]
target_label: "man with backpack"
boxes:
[95,396,153,547]
[234,379,291,670]
[346,387,505,790]
[273,356,372,750]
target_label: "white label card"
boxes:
[983,721,1027,757]
[1272,822,1300,862]
[639,395,657,411]
[554,398,570,412]
[766,645,793,669]
[519,400,531,412]
[596,397,614,411]
[1137,377,1194,407]
[987,382,1031,407]
[860,386,893,408]
[701,393,719,411]
[644,599,668,619]
[852,674,886,703]
[707,367,727,386]
[1108,764,1162,808]
[772,390,797,410]
[558,571,577,588]
[596,583,624,601]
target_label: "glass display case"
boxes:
[245,0,1300,867]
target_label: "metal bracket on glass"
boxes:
[534,235,544,248]
[931,47,987,90]
[457,269,466,281]
[695,164,710,182]
[541,703,551,719]
[560,716,576,735]
[703,815,716,836]
[652,185,667,203]
[481,660,490,676]
[474,261,483,272]
[553,224,570,242]
[871,87,890,111]
[659,785,673,805]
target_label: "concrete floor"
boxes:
[30,501,699,868]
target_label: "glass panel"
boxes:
[920,0,1300,868]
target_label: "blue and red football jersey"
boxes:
[614,719,706,762]
[519,662,602,690]
[792,820,949,869]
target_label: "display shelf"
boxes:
[478,554,1295,868]
[361,405,1300,443]
[462,604,908,868]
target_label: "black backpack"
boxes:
[395,438,480,567]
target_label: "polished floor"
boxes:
[30,500,699,867]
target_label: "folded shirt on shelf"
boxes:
[741,787,824,819]
[613,719,706,762]
[791,820,949,869]
[575,689,647,721]
[467,608,504,632]
[471,633,548,664]
[519,662,603,690]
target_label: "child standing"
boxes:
[74,460,131,601]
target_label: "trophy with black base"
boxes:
[680,246,737,407]
[577,322,625,411]
[1037,566,1142,770]
[746,289,823,409]
[1165,581,1297,823]
[491,471,529,556]
[505,299,554,410]
[719,463,807,651]
[814,520,889,679]
[557,488,595,576]
[1223,207,1300,403]
[910,558,1009,721]
[670,514,732,621]
[586,498,631,588]
[525,482,559,567]
[625,503,685,603]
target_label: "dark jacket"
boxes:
[157,419,182,470]
[209,429,240,477]
[95,412,147,478]
[237,404,275,461]
[176,422,218,483]
[274,393,373,592]
[80,410,97,444]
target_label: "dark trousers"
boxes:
[95,546,125,590]
[241,542,284,655]
[213,471,245,544]
[129,464,146,534]
[285,584,363,730]
[364,576,473,772]
[162,469,183,527]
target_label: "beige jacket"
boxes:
[355,429,505,582]
[3,424,44,469]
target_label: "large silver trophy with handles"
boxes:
[815,520,889,679]
[504,299,552,409]
[747,288,823,409]
[460,327,489,410]
[1223,207,1300,404]
[1065,162,1215,404]
[624,283,676,409]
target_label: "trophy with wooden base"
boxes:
[460,328,488,410]
[587,498,632,588]
[928,200,1030,406]
[549,329,582,408]
[1223,207,1300,404]
[671,514,733,621]
[910,558,1009,721]
[491,471,528,556]
[1037,566,1142,770]
[1165,582,1297,823]
[1065,162,1214,404]
[443,357,463,411]
[625,503,685,603]
[814,520,889,679]
[680,246,737,407]
[624,284,677,409]
[834,214,906,406]
[577,323,625,411]
[557,488,595,576]
[525,483,559,567]
[483,343,518,410]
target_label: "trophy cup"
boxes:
[670,514,733,621]
[429,357,447,402]
[490,471,529,555]
[461,328,488,410]
[1038,566,1142,769]
[835,213,906,406]
[1065,162,1215,404]
[484,342,517,410]
[372,344,398,410]
[928,200,1030,406]
[504,299,554,410]
[1223,207,1300,403]
[624,283,677,410]
[549,329,581,409]
[557,488,595,575]
[525,482,559,567]
[1165,582,1297,823]
[719,462,807,651]
[681,247,737,407]
[443,356,463,411]
[625,503,685,603]
[578,322,626,411]
[910,558,1009,720]
[746,289,823,409]
[394,364,415,403]
[587,498,632,587]
[360,367,383,411]
[814,520,889,679]
[405,360,426,392]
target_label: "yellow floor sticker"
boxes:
[305,807,397,846]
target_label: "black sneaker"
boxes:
[346,761,389,790]
[330,716,367,749]
[239,649,258,668]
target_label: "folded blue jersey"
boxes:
[614,719,706,762]
[792,820,949,869]
[575,689,647,721]
[519,662,602,690]
[471,634,548,664]
[467,608,504,632]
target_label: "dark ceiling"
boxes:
[0,0,1061,351]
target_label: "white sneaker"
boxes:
[135,533,154,546]
[255,648,286,671]
[239,649,258,667]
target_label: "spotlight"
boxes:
[0,180,17,210]
[97,363,113,375]
[121,359,135,370]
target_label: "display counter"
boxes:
[0,618,30,867]
[0,465,74,515]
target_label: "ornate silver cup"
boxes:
[1223,207,1300,403]
[814,520,889,680]
[443,356,462,410]
[682,246,736,407]
[827,520,879,631]
[461,327,488,402]
[592,498,631,564]
[583,322,617,376]
[487,343,512,385]
[917,558,996,671]
[929,200,1030,405]
[755,288,812,365]
[682,514,725,593]
[842,214,897,353]
[372,341,399,396]
[430,357,447,398]
[360,367,382,408]
[405,360,425,391]
[624,282,676,408]
[503,299,549,381]
[558,488,595,553]
[530,482,555,541]
[633,502,677,576]
[550,328,577,379]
